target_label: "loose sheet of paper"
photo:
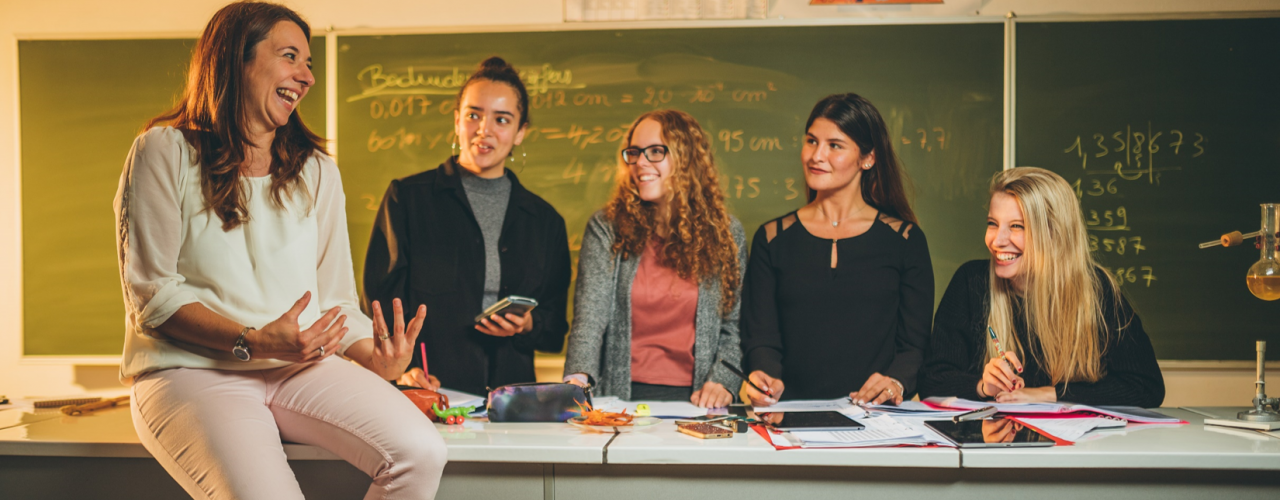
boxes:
[1016,417,1126,441]
[753,398,854,413]
[786,415,925,447]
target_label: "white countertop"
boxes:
[4,406,1279,470]
[0,405,612,464]
[604,419,960,467]
[959,408,1280,470]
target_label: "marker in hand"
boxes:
[719,359,773,397]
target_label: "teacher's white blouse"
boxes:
[114,127,373,382]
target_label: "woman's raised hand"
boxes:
[744,370,785,406]
[979,351,1025,398]
[249,291,346,362]
[369,299,427,381]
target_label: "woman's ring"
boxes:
[318,345,325,356]
[378,334,389,341]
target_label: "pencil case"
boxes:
[487,382,592,423]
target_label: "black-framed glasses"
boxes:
[621,145,668,164]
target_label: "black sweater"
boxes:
[918,260,1165,408]
[740,213,934,400]
[363,159,571,395]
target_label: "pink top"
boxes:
[630,241,698,387]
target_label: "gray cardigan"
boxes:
[563,211,747,400]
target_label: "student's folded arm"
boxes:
[314,160,374,355]
[512,216,571,354]
[116,128,203,335]
[362,180,411,350]
[918,263,985,400]
[1055,297,1165,407]
[709,220,749,394]
[883,226,934,397]
[740,225,784,379]
[561,213,617,382]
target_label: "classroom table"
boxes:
[0,405,1278,499]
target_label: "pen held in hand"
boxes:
[987,326,1022,374]
[718,359,773,397]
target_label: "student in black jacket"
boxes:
[918,168,1164,407]
[363,57,571,396]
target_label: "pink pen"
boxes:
[420,342,429,380]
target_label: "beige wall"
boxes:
[1,0,1277,403]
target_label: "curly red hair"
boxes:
[605,110,740,315]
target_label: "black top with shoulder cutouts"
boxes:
[739,212,935,400]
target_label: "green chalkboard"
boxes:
[1016,18,1280,360]
[336,25,1004,319]
[20,37,327,356]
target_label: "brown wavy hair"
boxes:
[605,110,741,315]
[146,1,324,230]
[805,93,916,224]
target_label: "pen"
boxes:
[420,342,429,380]
[987,326,1021,373]
[953,405,997,422]
[718,359,773,396]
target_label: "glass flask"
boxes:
[1246,203,1280,300]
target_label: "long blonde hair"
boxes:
[986,167,1119,385]
[604,109,740,316]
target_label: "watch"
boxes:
[232,326,254,362]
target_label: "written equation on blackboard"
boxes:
[1059,123,1209,289]
[350,63,956,210]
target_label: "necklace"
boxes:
[825,204,871,227]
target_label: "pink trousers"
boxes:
[131,357,447,499]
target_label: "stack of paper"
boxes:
[866,401,967,418]
[1009,416,1127,442]
[752,398,855,413]
[784,414,949,448]
[923,397,1185,424]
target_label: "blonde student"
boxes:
[918,167,1164,407]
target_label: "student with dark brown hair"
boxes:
[364,57,572,396]
[740,93,934,407]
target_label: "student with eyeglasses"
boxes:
[562,109,746,408]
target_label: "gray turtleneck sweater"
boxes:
[459,168,511,310]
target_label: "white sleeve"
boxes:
[114,128,201,330]
[313,156,375,353]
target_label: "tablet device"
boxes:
[474,296,538,323]
[768,411,864,432]
[925,418,1056,448]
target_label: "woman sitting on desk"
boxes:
[739,93,934,407]
[363,57,572,396]
[917,167,1164,407]
[563,109,746,408]
[115,3,445,498]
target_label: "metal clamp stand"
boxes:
[1238,341,1280,422]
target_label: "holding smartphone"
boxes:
[474,295,539,323]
